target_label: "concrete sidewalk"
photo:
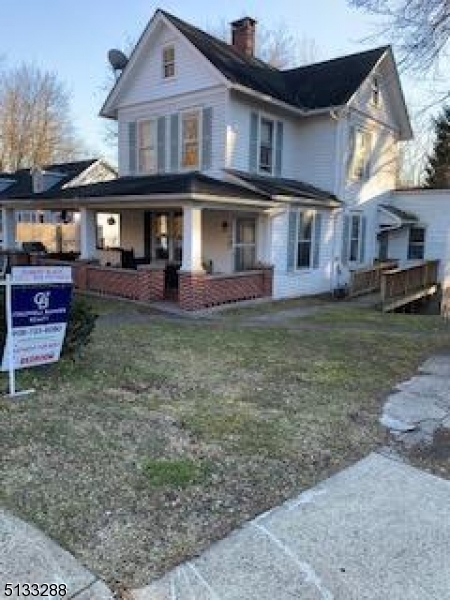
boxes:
[0,510,113,600]
[132,453,450,600]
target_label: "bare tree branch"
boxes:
[0,63,84,171]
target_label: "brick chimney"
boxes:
[231,17,257,58]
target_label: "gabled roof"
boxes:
[162,11,389,111]
[101,8,393,119]
[226,170,341,207]
[0,159,99,198]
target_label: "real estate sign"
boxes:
[2,267,72,372]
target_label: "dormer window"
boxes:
[371,76,380,107]
[162,45,175,79]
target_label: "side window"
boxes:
[162,45,175,79]
[349,214,361,262]
[408,227,425,260]
[259,118,274,174]
[296,210,315,269]
[137,120,157,174]
[371,76,380,107]
[350,128,372,181]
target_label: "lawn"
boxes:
[1,297,449,591]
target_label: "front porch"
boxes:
[2,202,274,311]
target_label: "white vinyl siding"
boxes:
[271,209,335,299]
[118,89,226,177]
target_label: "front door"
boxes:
[234,218,256,271]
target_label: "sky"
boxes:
[2,0,438,166]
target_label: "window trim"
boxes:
[295,209,316,271]
[179,108,202,171]
[407,225,426,261]
[258,114,276,176]
[349,127,372,182]
[136,118,158,174]
[162,44,176,80]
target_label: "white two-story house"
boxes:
[1,9,448,309]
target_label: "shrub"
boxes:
[0,290,97,360]
[63,296,98,358]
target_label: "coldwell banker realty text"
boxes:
[2,267,72,370]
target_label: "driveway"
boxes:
[132,452,450,600]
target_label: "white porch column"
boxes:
[2,208,16,250]
[79,208,97,260]
[181,206,203,272]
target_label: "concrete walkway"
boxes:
[0,510,113,600]
[381,354,450,447]
[131,453,450,600]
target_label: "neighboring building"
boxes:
[0,9,448,308]
[0,159,119,251]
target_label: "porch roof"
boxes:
[379,204,419,227]
[226,169,341,207]
[2,171,277,210]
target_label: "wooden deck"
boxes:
[349,260,440,312]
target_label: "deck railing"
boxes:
[380,260,439,311]
[349,261,398,297]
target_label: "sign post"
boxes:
[2,266,73,397]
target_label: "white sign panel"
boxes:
[12,266,72,284]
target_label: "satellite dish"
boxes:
[108,49,128,74]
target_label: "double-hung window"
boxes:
[259,118,274,174]
[350,128,372,180]
[138,120,157,174]
[181,111,200,169]
[162,45,175,79]
[297,210,315,269]
[349,214,361,262]
[408,226,425,260]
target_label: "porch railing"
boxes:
[380,260,440,312]
[349,261,398,297]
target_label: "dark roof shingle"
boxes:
[161,10,388,111]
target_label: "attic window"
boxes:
[162,45,175,79]
[371,77,380,107]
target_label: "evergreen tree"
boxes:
[425,106,450,188]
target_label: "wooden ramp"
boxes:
[349,260,440,313]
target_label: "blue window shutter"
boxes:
[287,209,297,271]
[341,214,350,265]
[170,114,179,172]
[313,212,322,269]
[157,116,166,173]
[202,107,213,170]
[128,122,137,174]
[359,214,367,263]
[249,112,259,173]
[275,121,283,176]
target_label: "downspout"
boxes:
[329,108,343,293]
